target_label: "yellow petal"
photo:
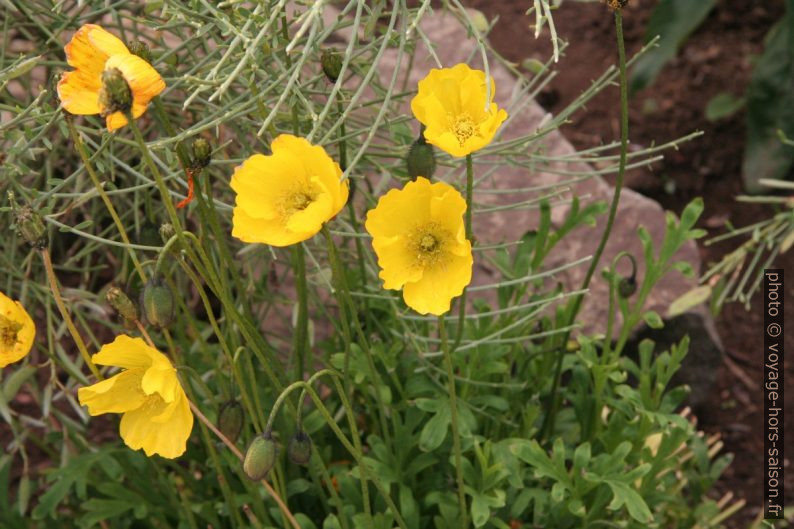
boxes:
[232,207,305,247]
[373,236,423,289]
[104,53,165,106]
[91,334,156,369]
[402,251,472,315]
[119,389,193,458]
[0,292,35,368]
[104,101,147,132]
[57,70,101,115]
[141,363,179,402]
[77,369,146,415]
[64,24,129,79]
[365,177,433,240]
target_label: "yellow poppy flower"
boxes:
[365,177,472,315]
[410,63,508,158]
[231,134,349,247]
[0,291,35,368]
[78,335,193,459]
[57,24,165,131]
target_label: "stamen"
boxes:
[0,315,23,348]
[450,113,477,146]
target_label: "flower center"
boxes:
[412,223,449,268]
[0,315,22,348]
[450,113,477,146]
[280,181,320,220]
[289,192,314,212]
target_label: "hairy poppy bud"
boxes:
[159,223,176,245]
[141,279,174,328]
[406,134,436,180]
[287,430,312,466]
[128,40,152,63]
[606,0,628,9]
[618,275,637,298]
[98,68,132,116]
[106,286,138,322]
[320,49,343,82]
[243,431,277,480]
[190,138,212,171]
[9,192,47,250]
[218,400,244,444]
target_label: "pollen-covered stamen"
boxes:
[412,223,450,268]
[449,112,477,146]
[0,315,23,348]
[279,182,320,220]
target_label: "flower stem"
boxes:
[65,117,147,284]
[40,249,101,379]
[439,316,468,529]
[293,244,309,380]
[452,154,474,351]
[542,9,629,440]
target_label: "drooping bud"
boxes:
[218,400,244,444]
[9,192,47,249]
[405,131,436,180]
[320,48,343,82]
[189,138,212,171]
[128,40,152,63]
[98,68,132,117]
[243,431,277,480]
[106,286,139,322]
[141,278,174,328]
[287,430,312,466]
[618,275,637,298]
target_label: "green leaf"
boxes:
[705,92,745,121]
[606,480,653,523]
[629,0,717,93]
[668,285,712,317]
[643,311,664,329]
[2,365,36,401]
[419,407,450,452]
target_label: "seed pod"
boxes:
[128,40,152,63]
[9,193,47,249]
[190,138,212,171]
[287,430,312,466]
[218,400,244,444]
[98,68,131,116]
[106,286,138,322]
[320,49,343,82]
[405,135,436,181]
[618,275,637,298]
[141,279,174,328]
[243,431,277,480]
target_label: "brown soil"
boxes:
[464,0,793,526]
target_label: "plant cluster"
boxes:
[1,1,739,528]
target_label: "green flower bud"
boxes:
[243,431,277,480]
[406,136,436,180]
[190,138,212,171]
[9,192,47,249]
[128,40,152,63]
[287,430,312,466]
[106,286,138,322]
[618,275,637,298]
[98,68,132,117]
[606,0,629,9]
[320,49,343,82]
[141,279,174,328]
[218,400,244,444]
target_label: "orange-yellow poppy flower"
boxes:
[78,335,193,458]
[411,63,508,158]
[0,291,35,368]
[57,24,165,131]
